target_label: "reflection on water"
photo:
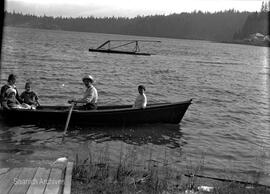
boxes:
[0,122,185,168]
[0,119,184,147]
[70,124,184,147]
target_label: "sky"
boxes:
[5,0,265,18]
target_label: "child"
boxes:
[5,88,31,109]
[133,85,147,109]
[20,82,39,108]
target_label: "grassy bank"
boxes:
[70,144,270,194]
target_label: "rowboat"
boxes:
[89,40,161,56]
[0,100,192,125]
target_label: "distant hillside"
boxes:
[231,2,269,46]
[4,11,250,41]
[233,11,269,39]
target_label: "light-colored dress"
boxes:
[7,94,31,109]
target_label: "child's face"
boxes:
[138,88,144,94]
[8,92,15,99]
[25,84,31,92]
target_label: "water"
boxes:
[0,26,269,184]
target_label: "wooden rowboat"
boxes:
[0,100,192,125]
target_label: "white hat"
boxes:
[82,75,94,83]
[6,88,16,96]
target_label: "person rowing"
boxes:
[68,75,98,110]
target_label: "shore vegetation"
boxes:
[71,144,270,194]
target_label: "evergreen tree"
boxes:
[3,11,251,41]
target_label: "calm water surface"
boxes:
[0,27,269,184]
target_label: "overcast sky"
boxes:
[6,0,264,18]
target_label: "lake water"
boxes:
[0,26,269,185]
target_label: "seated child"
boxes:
[5,88,31,109]
[133,85,147,109]
[20,82,39,108]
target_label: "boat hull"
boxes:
[0,100,192,126]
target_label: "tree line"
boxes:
[3,9,266,41]
[233,1,269,39]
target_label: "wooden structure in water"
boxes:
[88,40,161,56]
[0,162,73,194]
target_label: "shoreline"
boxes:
[71,156,270,194]
[218,40,270,48]
[5,25,270,47]
[71,144,270,194]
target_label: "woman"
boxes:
[0,74,22,109]
[69,75,98,110]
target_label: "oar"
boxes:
[63,102,75,135]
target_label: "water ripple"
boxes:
[0,27,269,183]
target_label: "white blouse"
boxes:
[134,93,147,109]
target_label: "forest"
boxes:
[233,11,269,39]
[3,7,269,42]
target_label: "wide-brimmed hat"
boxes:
[6,88,16,96]
[82,75,94,83]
